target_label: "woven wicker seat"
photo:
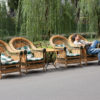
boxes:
[0,40,22,79]
[9,37,46,72]
[68,34,98,65]
[50,35,82,67]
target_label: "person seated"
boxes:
[72,34,100,64]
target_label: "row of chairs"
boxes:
[0,38,46,79]
[0,34,98,79]
[50,34,98,67]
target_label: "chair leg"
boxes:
[43,66,46,72]
[19,65,22,76]
[80,62,82,67]
[19,69,22,76]
[0,71,2,79]
[85,59,87,65]
[25,64,28,74]
[80,59,82,67]
[25,69,28,73]
[54,61,57,68]
[65,62,67,67]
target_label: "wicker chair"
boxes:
[68,34,98,65]
[0,40,22,79]
[50,35,82,67]
[9,37,46,72]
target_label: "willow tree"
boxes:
[16,0,47,41]
[16,0,75,41]
[8,0,19,16]
[0,3,15,39]
[96,0,100,36]
[75,0,100,36]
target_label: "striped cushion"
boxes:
[67,53,80,56]
[0,53,19,65]
[4,60,19,65]
[66,49,80,56]
[55,45,80,56]
[17,46,43,61]
[55,44,65,47]
[17,46,34,58]
[27,57,43,61]
[1,53,12,62]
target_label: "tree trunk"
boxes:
[98,17,100,36]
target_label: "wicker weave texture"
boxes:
[68,34,98,64]
[50,35,82,67]
[50,35,68,48]
[68,34,88,46]
[9,37,46,72]
[0,40,21,79]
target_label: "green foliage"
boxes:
[34,40,52,48]
[76,0,99,34]
[8,0,19,10]
[0,3,16,39]
[7,0,100,41]
[17,0,76,41]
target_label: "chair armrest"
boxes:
[10,51,23,61]
[55,47,66,58]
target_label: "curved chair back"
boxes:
[68,34,88,46]
[9,37,36,51]
[0,40,21,60]
[0,40,12,55]
[50,35,68,48]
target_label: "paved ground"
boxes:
[0,62,100,100]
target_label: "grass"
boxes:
[34,40,52,48]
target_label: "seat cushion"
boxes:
[4,60,19,65]
[55,45,80,57]
[17,46,43,62]
[66,49,80,57]
[55,44,65,47]
[0,53,19,65]
[27,57,43,61]
[67,53,80,57]
[1,53,12,62]
[17,46,34,58]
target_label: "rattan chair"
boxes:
[9,37,46,72]
[68,34,88,46]
[0,40,22,79]
[68,34,98,65]
[50,35,82,67]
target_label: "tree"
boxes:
[74,0,100,36]
[16,0,75,41]
[96,0,100,36]
[8,0,19,16]
[16,0,100,40]
[0,3,16,39]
